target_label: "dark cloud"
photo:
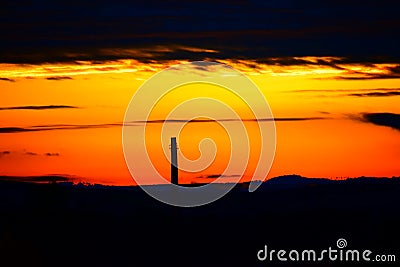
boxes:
[250,57,348,69]
[359,113,400,131]
[0,0,399,64]
[0,77,15,82]
[334,74,400,80]
[0,150,61,157]
[318,111,331,115]
[348,91,400,97]
[0,123,120,133]
[0,175,71,183]
[267,117,324,122]
[0,127,32,133]
[197,174,241,179]
[45,152,60,157]
[331,65,400,80]
[0,105,79,111]
[46,76,73,81]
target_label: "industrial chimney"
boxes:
[170,137,178,185]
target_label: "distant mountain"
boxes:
[265,174,335,186]
[1,174,399,189]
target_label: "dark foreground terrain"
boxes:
[0,175,399,267]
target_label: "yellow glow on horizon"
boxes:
[0,58,399,184]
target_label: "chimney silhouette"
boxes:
[170,137,178,185]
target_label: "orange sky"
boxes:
[0,58,399,185]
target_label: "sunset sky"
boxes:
[1,0,399,185]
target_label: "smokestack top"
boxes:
[171,137,178,185]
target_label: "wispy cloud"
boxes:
[0,59,176,79]
[328,65,400,80]
[289,88,400,98]
[197,174,241,179]
[46,76,73,81]
[0,124,119,133]
[318,111,331,115]
[333,74,400,80]
[0,117,326,134]
[348,91,400,97]
[45,152,60,157]
[127,117,326,125]
[0,105,79,111]
[0,150,61,157]
[0,58,399,80]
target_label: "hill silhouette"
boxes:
[0,175,399,267]
[264,174,335,186]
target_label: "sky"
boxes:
[0,0,399,185]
